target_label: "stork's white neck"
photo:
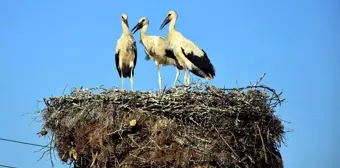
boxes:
[121,20,130,35]
[169,17,177,31]
[141,24,148,35]
[139,24,148,45]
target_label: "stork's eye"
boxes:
[168,13,171,17]
[121,16,124,19]
[142,19,145,22]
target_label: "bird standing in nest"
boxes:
[131,17,183,90]
[115,13,137,91]
[160,10,216,86]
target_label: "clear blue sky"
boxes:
[0,0,339,167]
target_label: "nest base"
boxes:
[40,83,285,168]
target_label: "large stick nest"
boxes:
[40,82,285,168]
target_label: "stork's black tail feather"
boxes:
[181,48,215,79]
[119,66,134,78]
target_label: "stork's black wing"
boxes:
[115,50,121,78]
[165,49,183,69]
[132,43,137,77]
[181,47,215,79]
[133,46,137,67]
[164,49,177,61]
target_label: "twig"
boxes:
[62,84,68,96]
[257,125,268,163]
[128,135,140,148]
[49,134,56,168]
[149,137,162,150]
[189,117,203,128]
[191,135,211,143]
[254,73,266,86]
[223,85,283,105]
[129,154,148,163]
[213,125,240,161]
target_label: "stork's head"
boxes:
[131,17,149,34]
[121,13,129,28]
[160,10,177,30]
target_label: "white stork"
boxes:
[131,17,183,90]
[160,10,215,85]
[115,13,137,90]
